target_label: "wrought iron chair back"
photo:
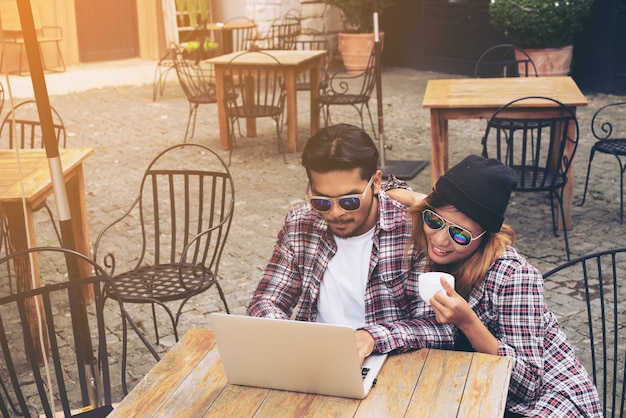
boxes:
[0,100,67,253]
[294,32,331,91]
[264,13,301,50]
[0,247,159,417]
[224,16,258,52]
[93,143,235,345]
[580,101,626,224]
[222,51,287,165]
[474,44,538,78]
[482,96,579,259]
[316,48,378,140]
[172,46,217,142]
[543,247,626,418]
[0,100,66,149]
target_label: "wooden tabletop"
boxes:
[206,21,256,31]
[423,76,588,109]
[111,328,513,417]
[0,148,94,203]
[206,50,327,67]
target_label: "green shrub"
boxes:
[489,0,594,49]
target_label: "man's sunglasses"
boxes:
[307,176,374,213]
[422,209,486,247]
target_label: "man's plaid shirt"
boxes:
[247,179,454,354]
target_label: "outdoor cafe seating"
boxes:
[222,50,288,164]
[93,143,234,346]
[543,247,626,417]
[316,47,378,140]
[0,100,69,269]
[0,247,159,417]
[580,101,626,224]
[171,44,218,142]
[481,96,580,260]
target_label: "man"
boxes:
[246,124,453,362]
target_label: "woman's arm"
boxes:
[386,188,427,207]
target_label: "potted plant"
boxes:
[489,0,594,75]
[325,0,395,74]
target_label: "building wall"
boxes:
[1,0,164,73]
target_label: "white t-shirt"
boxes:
[316,226,375,329]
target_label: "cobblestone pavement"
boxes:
[3,63,626,405]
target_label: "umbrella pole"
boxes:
[372,1,428,180]
[16,0,102,409]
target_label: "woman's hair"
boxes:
[301,124,378,180]
[408,190,515,299]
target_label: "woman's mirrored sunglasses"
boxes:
[307,176,374,213]
[422,209,486,246]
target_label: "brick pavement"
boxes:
[3,63,626,403]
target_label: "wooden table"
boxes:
[0,148,93,358]
[110,328,513,417]
[422,76,588,228]
[206,50,326,153]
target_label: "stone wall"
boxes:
[244,0,343,38]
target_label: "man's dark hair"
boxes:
[301,124,378,180]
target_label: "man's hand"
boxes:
[355,329,375,364]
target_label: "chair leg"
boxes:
[184,103,199,142]
[151,302,160,345]
[611,156,626,224]
[41,202,63,245]
[557,191,571,261]
[580,149,596,207]
[363,102,378,141]
[275,117,287,164]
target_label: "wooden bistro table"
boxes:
[422,76,588,229]
[206,50,327,154]
[0,148,94,359]
[110,328,513,417]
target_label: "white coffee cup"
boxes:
[418,272,455,305]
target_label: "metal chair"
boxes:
[0,100,67,248]
[172,46,218,142]
[316,48,378,140]
[224,16,258,53]
[0,247,159,417]
[0,2,65,76]
[580,101,626,224]
[262,12,301,50]
[543,247,626,418]
[482,96,579,260]
[223,51,287,165]
[93,143,235,345]
[294,31,331,91]
[152,21,222,102]
[474,44,538,78]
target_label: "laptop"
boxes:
[209,313,388,399]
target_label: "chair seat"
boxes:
[108,263,216,303]
[227,105,283,118]
[190,93,217,104]
[512,167,566,191]
[317,94,370,106]
[593,138,626,154]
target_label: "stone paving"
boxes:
[2,63,626,405]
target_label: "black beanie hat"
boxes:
[435,155,517,233]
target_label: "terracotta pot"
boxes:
[515,45,574,76]
[338,32,384,75]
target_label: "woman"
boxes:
[400,155,602,417]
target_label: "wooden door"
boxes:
[75,0,139,62]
